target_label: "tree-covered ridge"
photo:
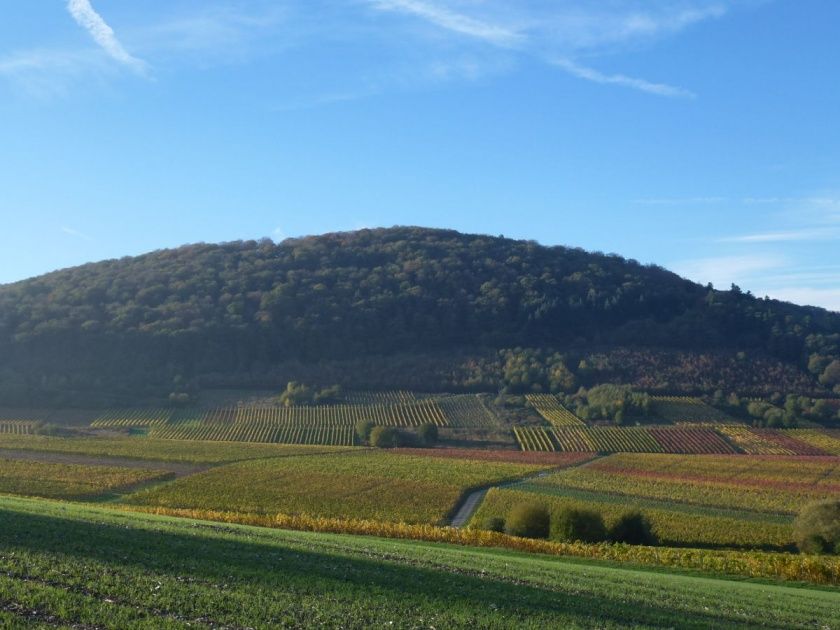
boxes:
[0,226,838,403]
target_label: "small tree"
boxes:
[278,381,314,407]
[609,510,657,545]
[417,423,439,447]
[819,360,840,388]
[505,502,550,539]
[551,507,607,543]
[794,500,840,554]
[355,419,375,445]
[370,426,402,448]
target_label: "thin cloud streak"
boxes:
[719,227,840,243]
[369,0,523,47]
[66,0,147,73]
[551,58,694,98]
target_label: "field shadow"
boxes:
[0,505,781,628]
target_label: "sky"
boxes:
[0,1,838,311]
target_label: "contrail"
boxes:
[67,0,146,73]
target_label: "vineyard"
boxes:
[0,458,173,500]
[0,421,34,435]
[124,450,550,525]
[530,453,840,515]
[150,424,355,446]
[786,429,840,455]
[85,399,449,446]
[0,434,351,464]
[91,408,174,428]
[716,426,803,455]
[649,396,737,424]
[513,426,556,451]
[436,395,501,427]
[513,424,831,455]
[525,394,584,427]
[341,390,417,405]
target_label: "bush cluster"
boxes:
[795,501,840,554]
[355,420,439,448]
[487,502,658,546]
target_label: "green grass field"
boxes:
[0,495,838,629]
[123,450,550,524]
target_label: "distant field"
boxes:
[787,428,840,455]
[513,424,830,455]
[472,487,793,550]
[0,434,353,463]
[529,453,840,515]
[1,495,839,628]
[468,452,840,549]
[0,458,171,500]
[525,394,585,427]
[122,450,551,524]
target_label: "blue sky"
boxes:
[1,1,838,311]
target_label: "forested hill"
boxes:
[0,226,838,404]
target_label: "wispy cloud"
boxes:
[370,0,522,46]
[66,0,147,73]
[551,58,694,98]
[366,0,727,97]
[60,226,93,241]
[719,227,840,243]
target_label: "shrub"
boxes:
[369,426,402,448]
[551,507,607,543]
[483,516,506,533]
[609,510,657,545]
[505,502,550,539]
[355,419,375,444]
[794,500,840,554]
[417,423,439,447]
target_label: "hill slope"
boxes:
[0,226,838,403]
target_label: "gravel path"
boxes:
[448,457,601,528]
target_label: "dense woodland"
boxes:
[0,227,838,405]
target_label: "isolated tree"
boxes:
[794,500,840,554]
[369,426,402,448]
[609,511,657,545]
[355,419,375,444]
[417,423,439,447]
[505,502,550,539]
[551,507,607,543]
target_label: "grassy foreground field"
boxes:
[1,495,838,629]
